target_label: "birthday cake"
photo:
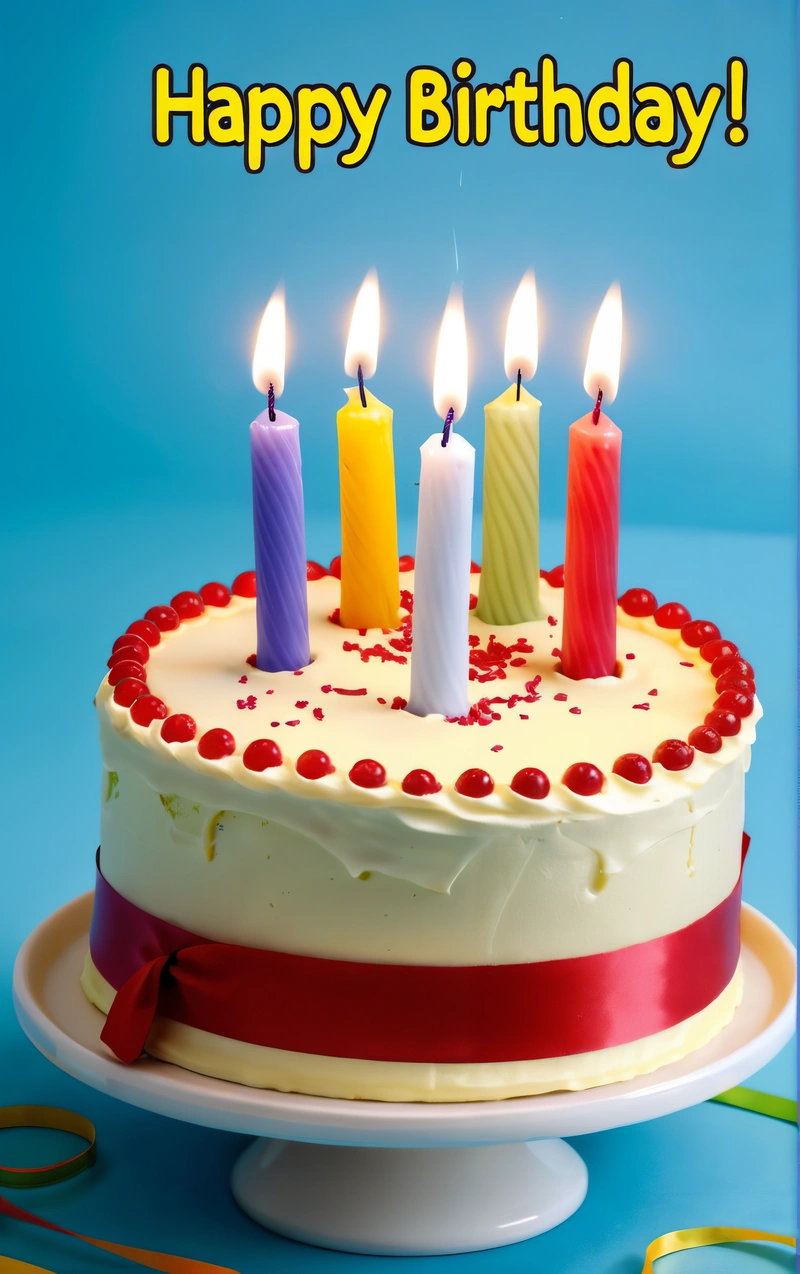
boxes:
[82,560,759,1102]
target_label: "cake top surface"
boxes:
[97,564,759,823]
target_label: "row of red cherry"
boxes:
[103,564,756,799]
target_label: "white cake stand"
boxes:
[13,893,796,1257]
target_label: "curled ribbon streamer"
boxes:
[710,1085,798,1124]
[641,1227,795,1271]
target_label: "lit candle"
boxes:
[561,283,623,681]
[250,287,311,673]
[407,286,475,720]
[337,270,399,630]
[477,270,544,625]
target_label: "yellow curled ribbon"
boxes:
[0,1106,96,1189]
[641,1227,795,1271]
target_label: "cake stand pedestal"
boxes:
[13,893,796,1257]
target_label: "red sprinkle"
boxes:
[198,728,236,759]
[391,696,407,710]
[243,739,282,770]
[171,591,204,620]
[246,654,257,667]
[295,700,308,709]
[376,697,387,705]
[625,653,636,660]
[350,758,387,788]
[328,556,342,579]
[563,762,604,796]
[700,638,738,665]
[653,738,694,770]
[161,714,197,744]
[145,605,180,632]
[543,564,565,588]
[632,702,650,710]
[455,768,495,798]
[297,749,335,779]
[399,555,415,572]
[613,753,652,784]
[714,690,754,718]
[108,659,146,686]
[238,676,248,684]
[285,720,300,726]
[306,561,328,580]
[681,619,720,647]
[270,722,280,728]
[313,707,324,721]
[689,724,723,753]
[113,678,148,707]
[293,670,303,675]
[547,615,557,626]
[679,662,694,667]
[126,618,161,647]
[551,647,561,658]
[654,601,690,629]
[402,769,441,796]
[200,582,231,608]
[511,767,550,799]
[619,588,657,617]
[569,707,582,714]
[648,688,658,696]
[553,693,568,702]
[232,571,257,598]
[490,745,503,752]
[130,695,168,727]
[332,686,368,696]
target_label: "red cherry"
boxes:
[612,753,653,784]
[108,641,149,669]
[112,634,150,662]
[562,762,604,796]
[470,560,481,574]
[715,671,755,695]
[402,769,442,796]
[653,738,694,770]
[700,638,738,664]
[113,677,148,707]
[710,655,754,681]
[297,749,335,779]
[232,571,257,598]
[200,582,231,608]
[130,695,168,727]
[455,768,495,798]
[689,724,722,753]
[108,659,146,686]
[306,561,328,581]
[545,564,565,588]
[510,767,550,799]
[349,759,387,788]
[198,728,236,759]
[161,714,197,743]
[171,591,205,620]
[654,602,690,629]
[398,555,415,572]
[328,556,342,579]
[145,605,180,632]
[714,690,754,718]
[681,619,720,647]
[243,739,283,771]
[619,588,657,617]
[704,709,741,737]
[126,618,161,647]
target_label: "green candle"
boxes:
[476,382,545,625]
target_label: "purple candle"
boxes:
[251,289,310,672]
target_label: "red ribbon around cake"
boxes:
[95,837,748,1066]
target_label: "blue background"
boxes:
[2,0,796,1270]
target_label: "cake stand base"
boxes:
[12,892,796,1257]
[230,1136,588,1255]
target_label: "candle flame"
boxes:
[504,271,538,382]
[583,282,622,406]
[344,269,380,380]
[252,287,286,398]
[433,284,468,423]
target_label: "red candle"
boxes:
[561,284,623,681]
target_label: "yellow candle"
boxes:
[337,386,399,629]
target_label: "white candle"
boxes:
[407,287,475,719]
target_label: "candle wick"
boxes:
[591,388,603,425]
[441,407,455,448]
[357,364,367,408]
[516,369,522,402]
[268,383,276,423]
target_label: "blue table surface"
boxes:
[1,510,796,1272]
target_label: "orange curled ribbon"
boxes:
[641,1226,795,1271]
[0,1105,239,1274]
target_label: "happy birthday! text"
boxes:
[152,56,748,174]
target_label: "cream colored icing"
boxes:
[81,953,743,1102]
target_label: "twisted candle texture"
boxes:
[251,408,310,672]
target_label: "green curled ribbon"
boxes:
[0,1105,96,1189]
[710,1085,798,1124]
